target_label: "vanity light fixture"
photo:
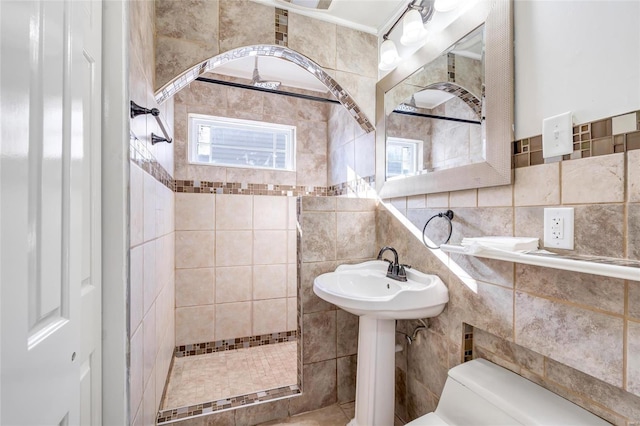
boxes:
[378,0,435,70]
[401,8,428,46]
[379,37,400,70]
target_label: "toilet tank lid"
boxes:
[448,359,610,426]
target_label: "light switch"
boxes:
[542,111,573,158]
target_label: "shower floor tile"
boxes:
[162,341,298,410]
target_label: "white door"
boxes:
[0,0,102,424]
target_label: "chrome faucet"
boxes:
[376,246,410,282]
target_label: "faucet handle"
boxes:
[401,264,411,269]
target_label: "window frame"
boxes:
[187,113,297,172]
[386,136,424,179]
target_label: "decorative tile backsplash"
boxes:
[275,8,288,47]
[175,331,297,358]
[130,133,175,191]
[513,110,640,168]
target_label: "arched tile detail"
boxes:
[154,44,375,133]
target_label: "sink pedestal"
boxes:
[348,317,396,426]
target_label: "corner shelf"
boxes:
[440,244,640,282]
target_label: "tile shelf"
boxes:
[440,244,640,282]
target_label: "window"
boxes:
[189,114,296,171]
[386,137,423,178]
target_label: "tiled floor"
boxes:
[258,403,353,425]
[162,341,298,410]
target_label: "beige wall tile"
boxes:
[515,292,623,386]
[573,204,624,258]
[473,328,545,376]
[155,36,218,91]
[253,298,287,335]
[303,311,337,363]
[334,71,376,124]
[516,265,625,314]
[297,153,328,187]
[301,212,336,262]
[336,211,376,260]
[336,309,358,357]
[175,193,215,230]
[234,399,290,426]
[288,359,337,415]
[562,153,624,204]
[215,265,252,303]
[301,196,336,212]
[407,195,426,209]
[130,325,144,419]
[478,185,513,207]
[253,195,288,230]
[629,281,640,320]
[514,162,560,206]
[219,0,274,52]
[155,0,218,45]
[143,172,157,241]
[426,192,449,208]
[287,297,297,331]
[130,246,144,333]
[628,203,640,261]
[300,261,337,314]
[143,241,157,315]
[175,230,215,268]
[253,264,287,300]
[216,194,252,230]
[336,197,377,212]
[175,305,215,346]
[254,230,288,264]
[354,131,376,178]
[142,364,156,426]
[288,12,336,69]
[287,230,297,264]
[450,189,477,207]
[288,197,297,230]
[450,253,514,288]
[143,307,157,386]
[287,263,297,298]
[545,357,640,422]
[329,139,355,186]
[215,301,251,340]
[175,268,215,307]
[627,320,640,396]
[215,230,252,266]
[629,149,640,202]
[336,26,377,79]
[130,163,144,247]
[337,355,357,404]
[449,207,513,244]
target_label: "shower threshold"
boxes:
[157,341,299,424]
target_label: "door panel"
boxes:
[1,0,102,424]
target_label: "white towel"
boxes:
[461,236,539,252]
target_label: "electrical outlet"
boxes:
[544,208,574,250]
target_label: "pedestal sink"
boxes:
[314,260,449,426]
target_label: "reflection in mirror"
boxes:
[376,0,513,198]
[386,25,485,178]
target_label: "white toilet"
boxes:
[406,359,610,425]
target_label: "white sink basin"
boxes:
[313,260,449,319]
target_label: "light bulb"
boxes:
[379,39,399,70]
[400,9,427,46]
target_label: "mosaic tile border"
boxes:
[154,45,375,133]
[175,179,329,196]
[463,323,474,363]
[275,8,288,47]
[130,133,175,191]
[175,331,298,358]
[156,384,301,424]
[513,110,640,168]
[329,175,376,197]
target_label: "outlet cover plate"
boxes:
[544,207,574,250]
[542,111,573,158]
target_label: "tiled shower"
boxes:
[127,0,640,425]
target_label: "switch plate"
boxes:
[542,111,573,158]
[544,207,574,250]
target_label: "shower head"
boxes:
[251,57,281,90]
